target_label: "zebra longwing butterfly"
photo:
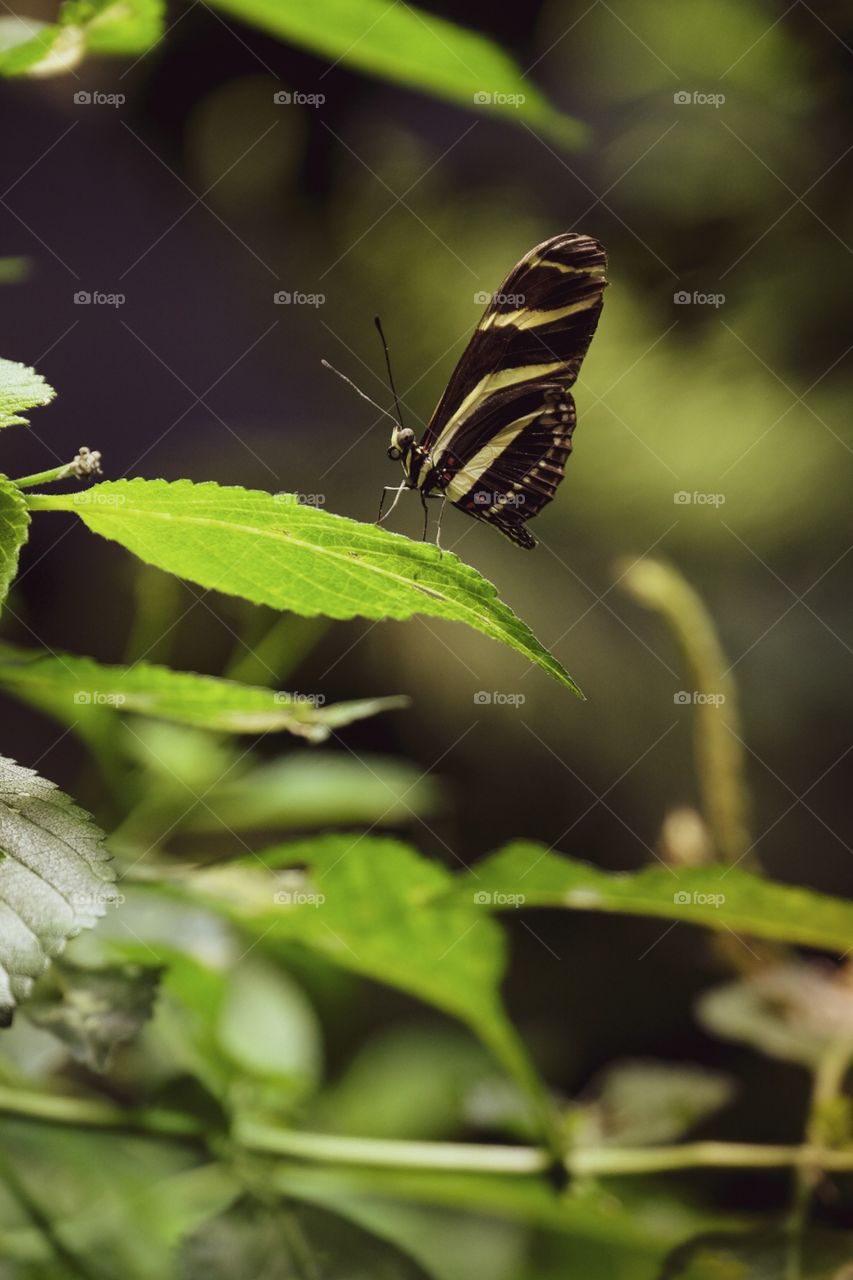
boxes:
[382,232,608,549]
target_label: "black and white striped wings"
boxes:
[412,233,607,548]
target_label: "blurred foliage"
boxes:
[2,0,853,1276]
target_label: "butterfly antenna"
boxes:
[374,315,405,428]
[320,359,400,428]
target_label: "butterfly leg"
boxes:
[377,481,408,524]
[433,495,447,551]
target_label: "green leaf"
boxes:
[25,960,161,1071]
[0,756,116,1018]
[0,358,55,427]
[179,1196,433,1280]
[0,0,163,76]
[660,1228,853,1279]
[172,833,551,1131]
[461,841,853,954]
[0,477,29,614]
[0,643,408,744]
[696,963,853,1068]
[574,1060,735,1148]
[207,0,585,147]
[216,958,323,1087]
[28,479,580,695]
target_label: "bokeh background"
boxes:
[1,0,853,1268]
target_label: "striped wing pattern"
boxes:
[411,232,607,548]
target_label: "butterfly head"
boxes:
[387,426,415,466]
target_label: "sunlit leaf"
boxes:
[461,842,853,954]
[0,357,55,427]
[28,480,581,694]
[0,756,116,1018]
[0,0,163,76]
[0,643,408,743]
[207,0,585,147]
[0,477,29,614]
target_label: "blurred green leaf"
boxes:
[696,963,853,1069]
[0,256,29,284]
[179,1196,433,1280]
[208,0,585,147]
[176,833,550,1127]
[0,359,54,427]
[574,1060,735,1148]
[0,643,408,743]
[660,1228,853,1279]
[29,480,581,695]
[25,960,161,1072]
[216,958,323,1087]
[0,756,116,1019]
[0,0,163,76]
[313,1023,505,1141]
[461,842,853,954]
[0,478,29,614]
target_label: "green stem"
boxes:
[4,1086,853,1178]
[0,1152,103,1280]
[14,448,101,490]
[617,556,752,866]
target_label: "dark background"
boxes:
[2,0,852,1158]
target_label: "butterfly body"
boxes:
[384,231,607,549]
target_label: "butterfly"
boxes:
[380,232,608,549]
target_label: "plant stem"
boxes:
[14,448,102,490]
[4,1086,853,1178]
[617,556,752,866]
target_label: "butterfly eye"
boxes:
[387,445,402,461]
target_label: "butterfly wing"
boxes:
[412,232,607,548]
